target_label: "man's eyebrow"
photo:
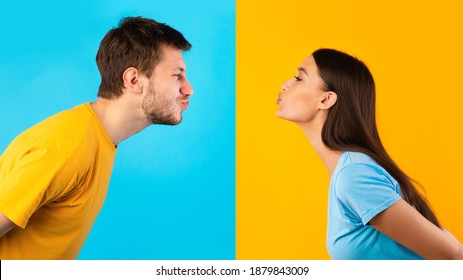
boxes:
[297,67,308,76]
[173,66,185,72]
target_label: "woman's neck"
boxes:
[297,121,342,178]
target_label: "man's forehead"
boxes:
[159,46,186,70]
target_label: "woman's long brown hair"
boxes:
[313,48,441,228]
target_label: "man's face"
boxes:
[141,45,193,125]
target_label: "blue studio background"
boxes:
[0,0,235,259]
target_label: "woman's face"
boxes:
[276,55,328,123]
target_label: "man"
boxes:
[0,16,193,259]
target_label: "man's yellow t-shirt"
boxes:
[0,103,116,259]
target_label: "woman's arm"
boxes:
[369,199,463,259]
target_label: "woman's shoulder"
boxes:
[342,151,377,165]
[337,151,385,174]
[333,151,399,191]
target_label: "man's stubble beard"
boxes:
[141,82,182,126]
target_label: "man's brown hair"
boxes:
[96,17,191,99]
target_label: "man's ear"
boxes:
[122,67,143,94]
[319,91,337,110]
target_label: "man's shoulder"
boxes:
[11,103,94,148]
[37,103,93,128]
[47,103,91,123]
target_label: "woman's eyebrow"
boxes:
[297,67,308,76]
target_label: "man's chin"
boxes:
[169,113,183,125]
[168,118,182,126]
[151,113,183,126]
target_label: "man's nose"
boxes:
[181,78,193,96]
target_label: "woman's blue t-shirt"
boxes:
[327,151,424,259]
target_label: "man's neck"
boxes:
[90,97,149,146]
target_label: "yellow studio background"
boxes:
[237,0,463,259]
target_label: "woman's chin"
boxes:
[276,110,291,122]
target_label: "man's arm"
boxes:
[0,212,15,237]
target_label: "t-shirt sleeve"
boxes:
[334,163,401,225]
[0,146,78,228]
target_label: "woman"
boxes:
[276,48,463,259]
